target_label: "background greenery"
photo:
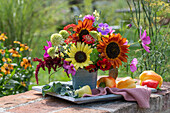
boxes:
[0,0,169,91]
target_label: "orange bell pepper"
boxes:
[97,76,116,88]
[139,70,163,87]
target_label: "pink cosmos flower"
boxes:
[43,41,52,58]
[83,15,95,23]
[67,64,76,76]
[109,27,115,35]
[140,29,151,53]
[130,58,138,73]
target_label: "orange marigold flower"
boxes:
[20,82,26,87]
[0,49,5,55]
[20,58,32,69]
[0,33,8,41]
[0,74,3,78]
[8,48,18,54]
[1,63,13,75]
[12,53,21,57]
[20,44,29,51]
[2,57,12,63]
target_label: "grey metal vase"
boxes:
[72,69,97,90]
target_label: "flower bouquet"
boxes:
[33,10,130,89]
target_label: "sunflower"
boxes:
[74,19,97,42]
[97,33,130,68]
[65,42,93,70]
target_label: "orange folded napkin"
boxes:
[83,87,151,108]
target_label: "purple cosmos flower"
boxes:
[109,27,115,35]
[67,64,76,76]
[140,29,151,53]
[63,60,70,69]
[130,58,138,73]
[97,23,110,35]
[43,41,52,58]
[83,14,95,23]
[127,24,132,28]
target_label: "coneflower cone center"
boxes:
[79,29,89,41]
[75,51,87,63]
[106,42,120,59]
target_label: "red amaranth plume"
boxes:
[33,57,62,84]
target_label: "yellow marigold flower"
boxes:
[12,53,21,57]
[0,33,8,41]
[1,63,13,75]
[0,49,5,55]
[20,58,32,69]
[13,41,21,44]
[2,57,12,63]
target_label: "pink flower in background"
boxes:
[130,58,138,72]
[67,64,76,75]
[63,60,70,69]
[140,29,151,53]
[43,41,52,58]
[109,27,115,35]
[123,40,128,45]
[83,15,95,23]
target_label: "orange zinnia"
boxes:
[74,19,97,42]
[20,58,32,69]
[97,33,130,68]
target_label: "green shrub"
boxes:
[0,32,34,97]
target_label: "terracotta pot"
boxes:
[109,68,118,80]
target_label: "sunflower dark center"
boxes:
[79,29,89,41]
[75,51,87,63]
[106,42,120,59]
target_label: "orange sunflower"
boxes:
[97,33,130,68]
[74,19,97,42]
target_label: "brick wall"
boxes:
[0,81,169,113]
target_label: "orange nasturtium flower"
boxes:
[0,49,5,55]
[20,58,32,69]
[1,63,14,75]
[0,33,8,41]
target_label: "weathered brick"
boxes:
[54,107,109,113]
[0,90,42,108]
[7,96,73,113]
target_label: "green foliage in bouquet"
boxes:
[0,32,34,97]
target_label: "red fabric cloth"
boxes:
[83,87,151,108]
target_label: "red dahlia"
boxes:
[97,58,111,71]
